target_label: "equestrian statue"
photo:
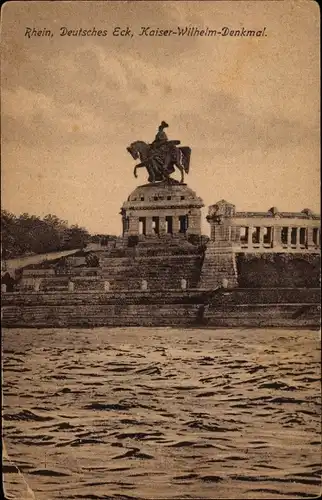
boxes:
[126,121,191,183]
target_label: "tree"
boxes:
[1,210,18,258]
[1,210,91,258]
[61,225,90,250]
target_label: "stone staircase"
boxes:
[15,245,204,293]
[100,254,203,291]
[92,239,205,291]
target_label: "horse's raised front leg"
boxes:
[134,164,146,178]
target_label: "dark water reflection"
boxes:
[2,327,321,499]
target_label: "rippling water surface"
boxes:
[2,327,321,499]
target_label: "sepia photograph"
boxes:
[1,0,321,499]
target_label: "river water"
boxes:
[2,327,321,500]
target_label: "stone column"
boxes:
[187,209,201,235]
[159,216,167,236]
[259,227,264,247]
[172,216,181,234]
[307,227,314,248]
[145,217,153,236]
[247,226,253,247]
[128,216,139,235]
[295,227,300,247]
[273,226,282,248]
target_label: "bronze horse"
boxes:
[127,140,191,183]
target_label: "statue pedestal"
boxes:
[121,181,204,239]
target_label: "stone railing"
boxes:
[207,201,320,254]
[233,219,320,253]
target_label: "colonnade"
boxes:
[238,225,320,250]
[123,213,200,236]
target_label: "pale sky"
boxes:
[1,0,320,236]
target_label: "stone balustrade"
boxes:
[234,221,320,252]
[207,200,320,254]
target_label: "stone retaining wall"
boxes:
[236,253,320,288]
[2,288,320,328]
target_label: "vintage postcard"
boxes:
[1,1,320,499]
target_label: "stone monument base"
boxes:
[121,181,204,238]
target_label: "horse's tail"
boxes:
[179,147,191,173]
[178,148,184,169]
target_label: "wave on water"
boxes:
[2,327,321,500]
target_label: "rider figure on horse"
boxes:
[152,121,169,147]
[127,121,190,183]
[147,121,182,180]
[151,121,180,154]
